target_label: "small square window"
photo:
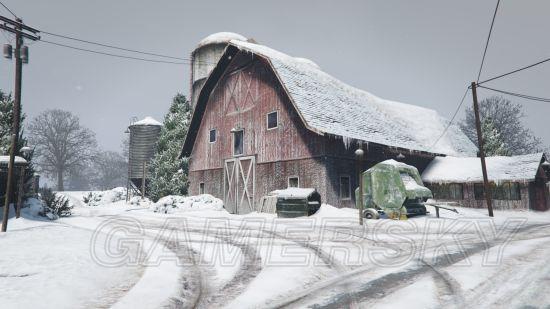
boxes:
[233,129,244,156]
[267,111,278,129]
[199,182,205,195]
[209,129,216,143]
[288,176,299,188]
[340,176,351,200]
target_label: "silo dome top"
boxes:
[196,32,247,49]
[131,116,162,126]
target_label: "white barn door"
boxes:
[224,156,255,214]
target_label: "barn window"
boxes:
[475,182,521,200]
[340,176,351,200]
[267,111,278,129]
[288,176,299,188]
[199,182,205,194]
[209,129,216,143]
[233,129,244,156]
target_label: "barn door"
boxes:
[224,156,255,214]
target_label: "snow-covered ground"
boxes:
[2,190,550,308]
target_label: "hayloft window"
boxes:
[267,111,278,130]
[199,182,205,195]
[209,129,216,143]
[233,129,244,156]
[288,176,299,188]
[340,176,351,200]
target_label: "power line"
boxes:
[429,87,470,150]
[0,0,17,18]
[40,39,189,65]
[477,56,550,85]
[476,0,501,82]
[477,85,550,103]
[41,30,188,61]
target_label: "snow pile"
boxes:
[422,153,544,183]
[128,196,152,207]
[271,188,316,199]
[83,187,127,206]
[151,194,224,214]
[23,197,46,218]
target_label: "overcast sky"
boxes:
[1,0,549,152]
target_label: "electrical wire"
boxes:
[477,57,550,85]
[41,30,188,61]
[429,87,470,150]
[0,0,17,18]
[477,85,550,103]
[476,0,501,82]
[40,39,189,65]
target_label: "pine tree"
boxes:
[481,118,509,156]
[148,93,192,201]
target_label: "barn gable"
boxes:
[182,40,477,158]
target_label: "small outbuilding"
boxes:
[421,153,550,211]
[0,155,28,203]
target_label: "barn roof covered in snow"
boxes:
[182,39,477,157]
[0,156,27,166]
[421,153,546,183]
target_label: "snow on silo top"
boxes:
[132,116,162,126]
[196,32,247,49]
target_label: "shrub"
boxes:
[39,188,73,219]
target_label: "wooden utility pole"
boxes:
[141,161,146,199]
[1,16,39,232]
[355,148,365,225]
[471,82,494,217]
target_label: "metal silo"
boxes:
[190,32,247,109]
[127,116,162,196]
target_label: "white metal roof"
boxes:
[421,153,545,183]
[229,40,477,157]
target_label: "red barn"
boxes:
[181,33,476,214]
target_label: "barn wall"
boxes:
[189,52,324,173]
[425,182,532,210]
[189,158,327,206]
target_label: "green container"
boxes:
[274,188,321,218]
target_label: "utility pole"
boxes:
[471,82,494,217]
[1,16,40,232]
[355,148,365,225]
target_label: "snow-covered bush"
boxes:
[128,196,152,207]
[39,188,73,219]
[151,194,224,214]
[83,187,127,206]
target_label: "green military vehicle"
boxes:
[355,160,433,219]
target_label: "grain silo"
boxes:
[127,116,162,197]
[190,32,248,109]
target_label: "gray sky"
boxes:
[1,0,549,152]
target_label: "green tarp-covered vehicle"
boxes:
[355,160,433,219]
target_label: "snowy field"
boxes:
[2,190,550,308]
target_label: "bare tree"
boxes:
[460,96,544,155]
[92,150,127,190]
[28,109,97,191]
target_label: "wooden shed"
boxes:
[181,36,477,214]
[0,155,28,204]
[422,153,550,211]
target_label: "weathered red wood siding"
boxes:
[189,52,324,172]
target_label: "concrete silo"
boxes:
[127,116,162,197]
[190,32,248,109]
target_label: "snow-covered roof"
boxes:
[271,188,317,199]
[131,116,162,126]
[228,40,477,156]
[0,155,27,165]
[196,32,247,49]
[421,153,545,183]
